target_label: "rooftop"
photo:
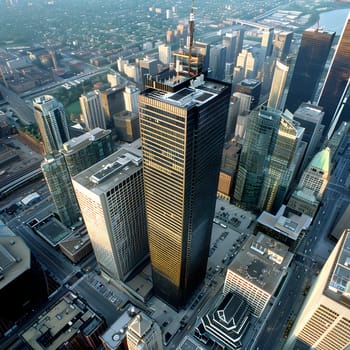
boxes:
[142,75,228,108]
[328,230,350,296]
[22,292,103,350]
[228,232,293,294]
[257,205,312,241]
[309,147,330,173]
[0,235,31,289]
[62,128,111,153]
[72,148,142,194]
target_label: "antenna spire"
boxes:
[189,0,195,56]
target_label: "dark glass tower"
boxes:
[318,14,350,136]
[285,28,335,113]
[139,75,231,308]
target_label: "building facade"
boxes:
[80,90,106,130]
[285,230,350,350]
[318,14,350,137]
[285,28,334,113]
[139,75,231,307]
[267,60,289,110]
[33,95,70,154]
[72,149,148,282]
[41,152,81,227]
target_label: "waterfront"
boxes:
[319,8,350,34]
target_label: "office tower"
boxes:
[285,28,335,113]
[101,86,125,124]
[80,90,106,130]
[113,111,140,142]
[259,111,304,213]
[218,140,242,200]
[195,293,250,348]
[224,232,292,317]
[261,27,274,58]
[272,31,293,61]
[158,44,171,65]
[236,49,257,79]
[33,95,70,154]
[225,95,241,140]
[222,32,237,64]
[41,152,81,227]
[22,292,106,350]
[233,107,303,212]
[318,14,350,137]
[138,57,158,86]
[293,103,325,175]
[126,312,163,350]
[72,149,148,282]
[267,60,289,110]
[139,75,231,307]
[234,79,261,110]
[61,128,113,177]
[123,85,140,113]
[107,72,120,87]
[288,147,330,218]
[285,229,350,350]
[209,44,226,80]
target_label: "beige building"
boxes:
[285,229,350,350]
[223,232,293,317]
[127,312,163,350]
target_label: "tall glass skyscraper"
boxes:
[318,13,350,137]
[139,75,231,307]
[33,95,70,154]
[285,28,335,113]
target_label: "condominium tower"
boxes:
[285,28,335,113]
[33,95,70,154]
[72,149,148,282]
[267,60,289,110]
[80,90,106,130]
[139,75,231,307]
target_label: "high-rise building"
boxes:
[318,14,350,137]
[72,149,148,282]
[224,232,293,317]
[285,229,350,350]
[288,147,330,218]
[41,152,81,227]
[209,44,226,81]
[285,28,335,113]
[139,74,231,307]
[267,60,289,110]
[101,86,125,124]
[126,312,163,350]
[33,95,70,154]
[113,111,140,142]
[272,31,293,61]
[158,44,172,65]
[293,103,325,175]
[61,128,113,177]
[234,79,261,110]
[261,27,274,58]
[222,32,237,64]
[138,57,158,86]
[80,90,106,130]
[233,107,304,212]
[236,49,257,79]
[123,85,140,113]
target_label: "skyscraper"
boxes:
[222,32,237,64]
[126,313,163,350]
[209,44,226,81]
[61,128,113,177]
[80,90,106,130]
[33,95,70,154]
[261,27,274,58]
[72,149,148,282]
[267,60,289,110]
[318,13,350,137]
[139,75,231,307]
[158,43,172,65]
[234,79,261,110]
[284,229,350,350]
[272,31,293,61]
[41,152,81,227]
[233,107,303,212]
[285,28,335,113]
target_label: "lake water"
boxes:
[318,8,350,34]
